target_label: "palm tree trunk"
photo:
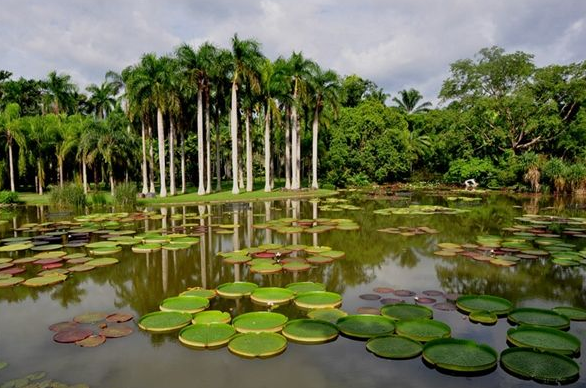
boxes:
[8,139,15,192]
[197,88,205,195]
[38,161,43,195]
[110,170,115,196]
[58,157,64,188]
[311,106,319,189]
[285,107,291,189]
[181,131,186,194]
[148,125,156,193]
[264,107,271,192]
[230,81,239,194]
[157,108,167,197]
[205,92,211,194]
[82,158,88,194]
[169,120,176,196]
[291,98,299,189]
[141,122,148,194]
[215,108,221,192]
[245,109,253,192]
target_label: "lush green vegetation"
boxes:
[1,44,585,200]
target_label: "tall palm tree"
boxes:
[42,71,77,115]
[23,115,57,194]
[392,89,432,113]
[0,103,26,192]
[229,34,264,194]
[86,72,122,119]
[55,114,84,187]
[309,67,340,189]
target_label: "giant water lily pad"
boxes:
[85,257,119,267]
[216,282,258,298]
[232,312,288,333]
[380,304,433,321]
[90,247,122,255]
[76,334,106,347]
[131,244,161,253]
[507,326,580,355]
[179,323,236,348]
[395,319,451,342]
[223,255,250,264]
[180,287,216,299]
[228,332,287,358]
[282,262,310,272]
[508,308,570,330]
[106,313,133,323]
[286,282,326,294]
[138,311,192,333]
[53,328,94,343]
[304,246,332,254]
[100,324,133,338]
[0,277,24,287]
[294,291,342,309]
[423,338,498,373]
[159,296,209,314]
[33,251,67,260]
[251,287,295,305]
[249,263,282,274]
[307,308,348,323]
[30,244,63,251]
[85,241,119,249]
[23,274,67,287]
[68,264,95,272]
[74,312,108,323]
[456,295,513,315]
[469,310,498,324]
[366,334,423,359]
[282,319,339,343]
[500,347,579,384]
[336,315,395,339]
[553,306,586,321]
[0,243,33,252]
[192,310,231,324]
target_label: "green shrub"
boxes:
[114,182,137,207]
[542,158,568,193]
[89,192,107,206]
[347,172,370,187]
[321,183,336,190]
[443,158,497,186]
[49,183,87,208]
[0,191,20,204]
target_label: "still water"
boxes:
[1,192,585,388]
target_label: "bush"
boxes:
[114,182,137,207]
[443,158,497,187]
[542,158,568,193]
[49,183,87,208]
[347,172,370,187]
[0,191,20,204]
[89,192,107,206]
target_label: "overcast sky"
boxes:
[1,0,584,104]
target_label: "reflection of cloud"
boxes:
[1,1,585,101]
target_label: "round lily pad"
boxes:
[552,306,586,321]
[360,294,381,301]
[469,310,498,324]
[285,282,326,294]
[228,332,287,358]
[366,334,423,359]
[180,287,216,299]
[216,282,258,298]
[90,247,122,255]
[306,256,333,264]
[393,289,416,297]
[131,244,161,253]
[508,308,570,330]
[0,243,33,252]
[395,319,451,342]
[30,244,63,251]
[192,310,232,324]
[49,321,78,332]
[422,290,444,297]
[304,246,332,254]
[232,312,288,333]
[85,257,119,267]
[138,311,192,333]
[357,307,381,315]
[33,251,67,260]
[294,291,342,309]
[500,347,579,384]
[380,304,433,321]
[336,315,395,339]
[251,287,295,305]
[282,319,339,343]
[282,262,311,272]
[0,276,24,287]
[507,325,580,355]
[456,295,513,315]
[162,243,190,251]
[12,257,38,264]
[321,250,346,259]
[223,255,250,264]
[76,334,106,347]
[0,267,25,275]
[33,257,63,265]
[100,324,133,338]
[423,338,498,373]
[74,312,108,323]
[179,323,236,348]
[68,264,95,272]
[307,308,348,323]
[415,297,437,304]
[23,274,67,287]
[86,241,119,249]
[249,263,282,274]
[373,287,394,294]
[53,328,93,343]
[106,313,133,323]
[159,296,210,314]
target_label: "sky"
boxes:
[1,0,585,105]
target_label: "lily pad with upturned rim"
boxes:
[507,325,580,355]
[508,308,570,330]
[285,281,326,294]
[282,319,339,343]
[179,323,236,348]
[366,334,423,359]
[500,347,579,384]
[180,287,216,299]
[307,308,348,323]
[53,328,93,343]
[232,311,288,333]
[294,291,342,309]
[395,319,451,342]
[23,274,67,287]
[159,296,210,314]
[131,244,161,253]
[100,324,133,338]
[75,334,106,347]
[137,311,192,333]
[249,263,282,274]
[0,277,24,287]
[74,312,108,323]
[216,282,258,298]
[469,310,498,324]
[552,306,586,321]
[228,332,287,358]
[0,243,33,252]
[456,295,513,315]
[336,314,395,339]
[380,304,433,321]
[106,313,133,323]
[422,338,498,373]
[192,310,232,324]
[85,257,119,267]
[282,262,311,272]
[250,287,295,305]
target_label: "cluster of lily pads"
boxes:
[50,312,134,348]
[315,197,362,212]
[0,368,88,388]
[374,204,469,216]
[252,217,359,234]
[377,226,439,237]
[218,244,346,274]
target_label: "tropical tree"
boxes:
[55,114,85,187]
[23,115,57,194]
[42,71,77,115]
[0,103,26,191]
[392,89,432,113]
[86,71,123,119]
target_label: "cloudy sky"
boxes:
[1,0,585,104]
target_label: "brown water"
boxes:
[1,192,585,388]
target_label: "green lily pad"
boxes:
[159,296,210,314]
[85,257,119,267]
[249,263,282,274]
[294,291,343,309]
[0,277,24,287]
[456,295,513,315]
[395,319,451,342]
[307,308,348,323]
[320,250,346,259]
[192,310,232,324]
[67,264,96,272]
[508,308,570,330]
[31,243,65,251]
[1,237,31,244]
[285,282,326,294]
[282,319,339,343]
[304,246,332,254]
[0,243,33,252]
[85,241,119,249]
[380,304,433,321]
[180,287,216,299]
[306,255,334,264]
[232,311,288,333]
[138,311,192,333]
[12,257,38,264]
[23,274,67,287]
[336,314,395,339]
[282,262,311,272]
[469,310,498,324]
[251,287,295,305]
[366,334,423,359]
[500,347,579,384]
[552,306,586,321]
[216,282,258,298]
[423,338,498,373]
[171,237,200,245]
[162,243,190,251]
[223,255,251,264]
[131,243,161,253]
[33,251,67,259]
[228,332,287,358]
[507,325,580,355]
[179,323,236,348]
[90,247,122,255]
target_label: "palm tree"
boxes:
[229,34,264,194]
[86,72,122,119]
[392,89,432,113]
[55,114,84,187]
[0,103,26,192]
[23,115,56,194]
[42,71,77,114]
[309,67,340,189]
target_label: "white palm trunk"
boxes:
[215,113,221,192]
[141,122,148,194]
[205,96,211,194]
[285,108,291,189]
[169,120,176,196]
[110,171,115,196]
[311,106,319,189]
[180,131,186,194]
[230,81,239,194]
[58,158,64,188]
[291,103,299,189]
[8,140,15,192]
[264,107,271,192]
[157,108,167,197]
[245,110,253,192]
[197,88,205,195]
[82,158,88,194]
[148,125,156,193]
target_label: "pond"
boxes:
[1,192,585,388]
